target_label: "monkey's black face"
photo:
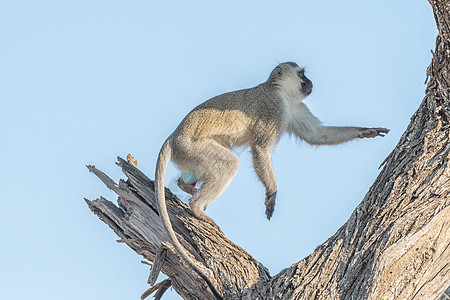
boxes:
[298,69,313,95]
[301,78,313,95]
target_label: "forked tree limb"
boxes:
[86,1,450,298]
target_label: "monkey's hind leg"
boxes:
[184,140,239,224]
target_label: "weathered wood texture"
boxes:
[86,159,270,300]
[86,1,450,299]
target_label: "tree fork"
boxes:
[86,1,450,298]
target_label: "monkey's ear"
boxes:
[276,67,283,76]
[268,66,284,83]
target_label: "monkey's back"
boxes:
[172,84,284,149]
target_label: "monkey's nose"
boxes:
[302,81,313,95]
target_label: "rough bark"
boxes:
[86,1,450,299]
[86,160,270,300]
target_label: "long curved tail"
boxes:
[155,139,223,300]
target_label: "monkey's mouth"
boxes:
[301,81,313,96]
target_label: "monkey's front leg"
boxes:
[303,126,390,145]
[251,145,277,220]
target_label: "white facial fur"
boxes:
[275,67,306,101]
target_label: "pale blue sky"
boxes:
[0,1,436,299]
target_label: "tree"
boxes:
[86,1,450,299]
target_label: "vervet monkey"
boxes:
[155,62,389,298]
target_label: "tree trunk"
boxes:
[86,1,450,299]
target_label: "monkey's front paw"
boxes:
[265,192,277,220]
[360,127,390,138]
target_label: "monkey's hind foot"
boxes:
[265,192,277,220]
[189,206,220,228]
[177,177,198,195]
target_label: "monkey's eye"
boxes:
[298,69,305,77]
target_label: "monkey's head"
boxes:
[268,62,313,99]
